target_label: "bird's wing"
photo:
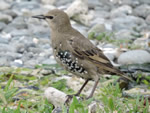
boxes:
[67,35,131,79]
[66,32,133,81]
[67,36,117,72]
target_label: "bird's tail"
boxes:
[110,67,134,82]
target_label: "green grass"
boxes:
[95,83,149,113]
[0,67,149,113]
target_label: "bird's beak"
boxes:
[32,15,45,19]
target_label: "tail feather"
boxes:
[111,67,134,82]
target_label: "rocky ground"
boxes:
[0,0,150,112]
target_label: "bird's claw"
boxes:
[64,94,74,105]
[67,95,74,102]
[64,94,84,105]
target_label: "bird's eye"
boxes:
[45,16,54,19]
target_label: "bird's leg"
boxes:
[86,78,100,99]
[74,79,90,96]
[65,79,90,104]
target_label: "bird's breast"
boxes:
[53,49,88,77]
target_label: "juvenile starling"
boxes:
[32,9,131,100]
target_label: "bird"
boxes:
[32,9,132,102]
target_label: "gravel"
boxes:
[0,0,150,68]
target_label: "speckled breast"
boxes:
[54,50,88,76]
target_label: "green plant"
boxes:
[69,96,88,113]
[97,83,150,113]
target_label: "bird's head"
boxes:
[32,9,71,31]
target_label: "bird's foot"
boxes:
[64,94,76,105]
[65,94,74,104]
[64,94,83,105]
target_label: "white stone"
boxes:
[66,0,88,17]
[118,50,150,65]
[44,87,67,107]
[110,5,132,17]
[0,1,11,10]
[41,0,56,4]
[0,13,12,24]
[14,59,23,65]
[65,0,92,26]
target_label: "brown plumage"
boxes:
[32,9,131,101]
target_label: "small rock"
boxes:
[28,25,50,38]
[72,14,92,26]
[55,0,73,6]
[133,4,150,18]
[115,29,135,40]
[0,37,9,44]
[24,60,38,68]
[0,22,6,31]
[66,0,92,26]
[138,0,150,4]
[112,16,145,31]
[0,44,15,52]
[15,42,37,54]
[88,102,97,113]
[118,50,150,65]
[2,27,16,34]
[16,44,26,54]
[11,60,23,67]
[120,0,140,7]
[0,58,10,66]
[41,0,56,4]
[40,69,53,75]
[0,52,22,60]
[27,47,42,54]
[88,0,101,8]
[44,87,67,107]
[88,24,107,34]
[120,63,150,73]
[110,5,132,18]
[123,86,150,98]
[42,58,56,65]
[0,1,11,10]
[9,29,30,37]
[66,0,88,17]
[23,52,34,60]
[0,13,12,24]
[3,9,17,18]
[12,1,40,11]
[146,15,150,25]
[133,36,149,48]
[94,10,110,19]
[41,44,51,49]
[8,16,28,29]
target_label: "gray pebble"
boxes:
[0,13,12,24]
[10,60,23,67]
[0,22,6,31]
[118,50,150,65]
[0,58,10,66]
